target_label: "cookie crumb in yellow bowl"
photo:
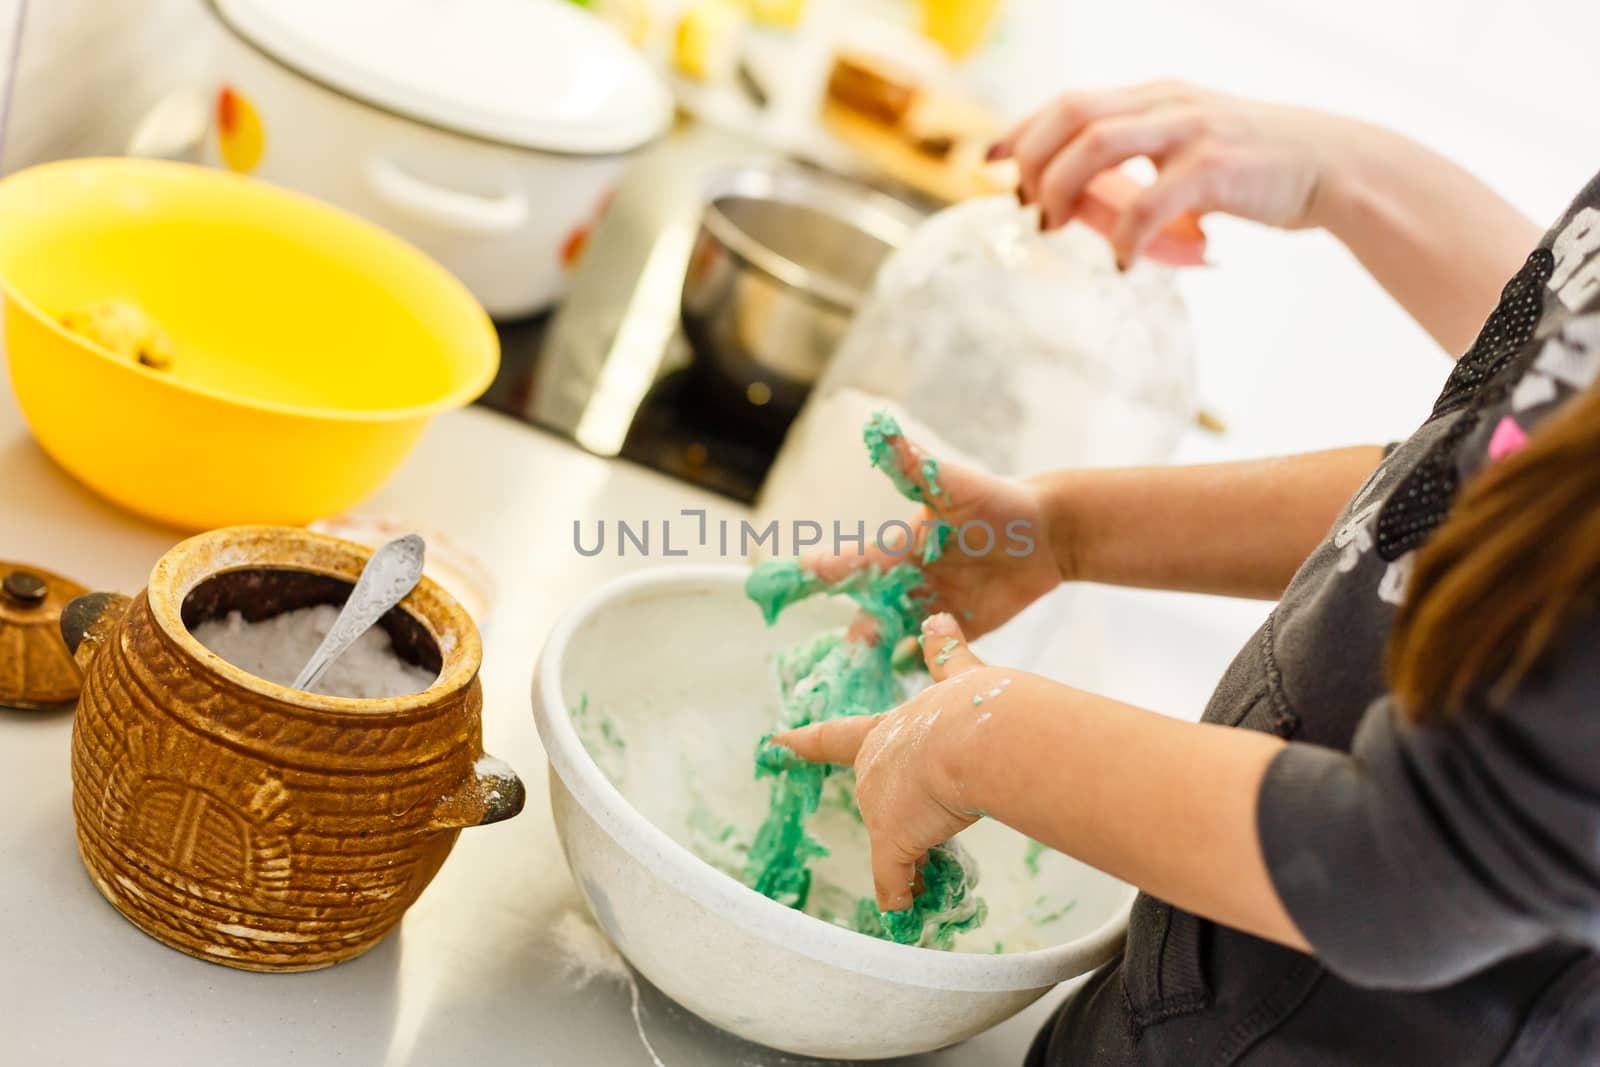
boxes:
[58,299,177,370]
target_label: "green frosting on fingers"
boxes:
[745,561,828,626]
[920,456,947,502]
[741,414,985,949]
[922,520,952,565]
[861,410,953,565]
[746,557,928,633]
[851,844,988,949]
[863,410,925,504]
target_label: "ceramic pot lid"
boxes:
[212,0,673,156]
[0,562,89,710]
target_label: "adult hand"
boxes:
[992,81,1365,266]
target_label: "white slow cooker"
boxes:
[202,0,673,319]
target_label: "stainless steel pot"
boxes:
[681,163,921,431]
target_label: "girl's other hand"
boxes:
[775,613,1040,910]
[803,430,1065,643]
[992,81,1360,266]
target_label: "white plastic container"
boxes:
[201,0,673,318]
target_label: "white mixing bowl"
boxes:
[532,565,1134,1059]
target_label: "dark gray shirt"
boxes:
[1031,175,1600,1065]
[1260,189,1600,992]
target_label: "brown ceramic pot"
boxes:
[64,526,524,972]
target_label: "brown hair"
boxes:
[1388,384,1600,719]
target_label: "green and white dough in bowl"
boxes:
[532,565,1135,1060]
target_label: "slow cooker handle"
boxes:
[125,89,209,162]
[366,155,528,235]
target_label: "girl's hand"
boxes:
[992,81,1365,265]
[778,613,1304,951]
[805,430,1065,642]
[775,613,1045,910]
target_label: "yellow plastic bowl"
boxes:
[0,158,498,530]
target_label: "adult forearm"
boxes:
[1310,122,1542,356]
[957,689,1306,950]
[1033,446,1383,599]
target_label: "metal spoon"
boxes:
[292,534,426,693]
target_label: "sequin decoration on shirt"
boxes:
[1429,249,1554,420]
[1376,250,1554,561]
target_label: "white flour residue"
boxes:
[971,677,1013,707]
[474,755,514,778]
[550,910,666,1067]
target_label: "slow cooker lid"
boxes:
[213,0,672,155]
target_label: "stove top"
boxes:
[475,311,782,504]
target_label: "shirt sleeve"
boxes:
[1257,629,1600,990]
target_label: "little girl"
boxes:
[778,83,1600,1063]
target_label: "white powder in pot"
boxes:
[190,604,438,699]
